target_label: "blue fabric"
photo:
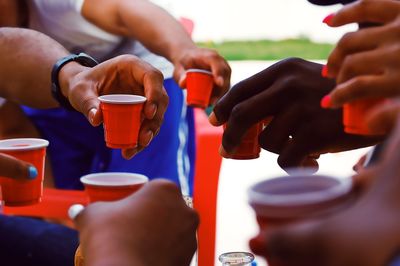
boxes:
[389,255,400,266]
[0,215,78,266]
[22,78,195,195]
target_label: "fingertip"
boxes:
[89,108,102,126]
[122,148,138,160]
[320,95,332,109]
[219,145,231,158]
[179,74,187,89]
[322,13,335,26]
[216,76,224,87]
[145,103,157,120]
[208,112,222,126]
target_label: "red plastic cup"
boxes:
[80,172,149,203]
[224,123,263,160]
[186,69,214,109]
[99,94,147,149]
[0,138,49,206]
[343,98,386,135]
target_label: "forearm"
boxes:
[82,0,196,63]
[0,28,67,108]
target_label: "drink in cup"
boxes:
[80,172,149,203]
[99,94,146,149]
[0,138,49,206]
[219,252,255,266]
[343,98,386,135]
[186,69,214,109]
[248,173,353,265]
[224,123,263,160]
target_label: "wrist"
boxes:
[58,61,88,99]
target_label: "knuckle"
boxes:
[230,104,248,125]
[280,57,305,69]
[337,32,354,51]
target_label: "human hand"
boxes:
[172,47,231,105]
[73,180,199,266]
[210,58,380,170]
[250,118,400,265]
[0,153,37,180]
[323,0,400,108]
[59,55,169,159]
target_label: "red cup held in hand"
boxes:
[186,69,214,109]
[99,94,147,149]
[0,138,49,206]
[343,98,386,136]
[224,123,263,160]
[80,172,148,203]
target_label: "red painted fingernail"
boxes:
[320,95,332,109]
[321,65,328,77]
[323,13,335,26]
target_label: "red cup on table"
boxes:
[248,173,353,264]
[0,138,49,206]
[186,69,214,109]
[224,122,263,160]
[99,94,147,149]
[80,172,149,203]
[343,98,386,135]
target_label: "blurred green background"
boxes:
[197,38,333,60]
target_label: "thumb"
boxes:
[0,153,38,180]
[69,84,102,126]
[173,65,187,89]
[367,100,400,135]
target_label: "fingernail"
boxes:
[148,104,157,119]
[89,108,97,124]
[321,65,328,78]
[68,204,85,220]
[208,112,221,126]
[323,13,335,26]
[219,145,231,158]
[320,95,332,109]
[144,131,154,147]
[28,166,38,179]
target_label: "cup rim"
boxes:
[98,94,147,104]
[0,138,49,151]
[186,69,213,75]
[80,172,149,187]
[248,174,352,207]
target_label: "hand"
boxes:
[323,0,400,107]
[250,118,400,266]
[172,47,231,105]
[59,55,169,159]
[367,98,400,135]
[74,180,199,266]
[0,153,37,180]
[211,58,380,171]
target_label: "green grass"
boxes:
[196,38,334,60]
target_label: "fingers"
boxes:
[210,61,285,126]
[221,81,287,153]
[327,28,382,78]
[327,0,400,27]
[329,75,392,108]
[0,153,38,180]
[141,70,168,121]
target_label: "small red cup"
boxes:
[0,138,49,206]
[343,98,386,135]
[224,123,263,160]
[99,94,147,149]
[248,173,353,264]
[80,172,149,203]
[186,69,214,109]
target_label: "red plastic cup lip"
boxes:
[186,69,213,75]
[248,172,352,209]
[80,172,149,187]
[98,94,147,105]
[0,138,49,151]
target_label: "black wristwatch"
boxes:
[51,53,98,110]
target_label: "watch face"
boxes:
[307,0,355,5]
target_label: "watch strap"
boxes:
[51,53,98,110]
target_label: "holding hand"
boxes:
[324,0,400,107]
[211,58,380,170]
[60,55,169,159]
[73,180,199,266]
[172,47,231,105]
[0,153,37,180]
